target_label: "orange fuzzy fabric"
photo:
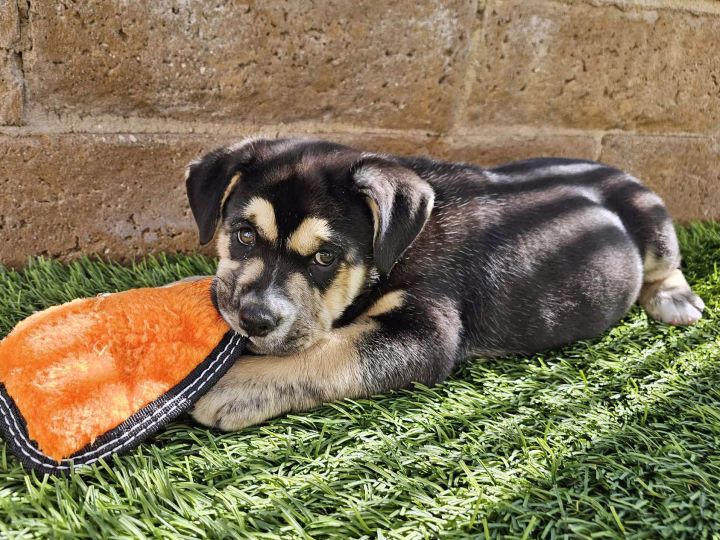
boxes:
[0,278,229,461]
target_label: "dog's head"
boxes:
[185,137,434,354]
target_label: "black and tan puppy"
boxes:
[185,137,704,430]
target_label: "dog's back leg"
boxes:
[606,177,704,326]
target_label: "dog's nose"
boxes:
[239,304,280,337]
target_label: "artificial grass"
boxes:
[0,223,719,539]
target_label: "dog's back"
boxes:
[392,155,702,354]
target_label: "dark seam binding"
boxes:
[0,331,246,476]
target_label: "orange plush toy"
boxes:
[0,278,246,475]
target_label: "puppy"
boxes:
[185,137,704,430]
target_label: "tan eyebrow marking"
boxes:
[287,217,333,256]
[242,197,278,243]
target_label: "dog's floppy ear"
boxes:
[185,140,258,244]
[352,155,435,275]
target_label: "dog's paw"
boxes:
[190,392,223,429]
[640,269,705,326]
[191,387,264,431]
[644,288,705,326]
[191,391,246,431]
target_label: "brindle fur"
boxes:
[185,137,704,431]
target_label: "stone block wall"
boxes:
[1,0,718,266]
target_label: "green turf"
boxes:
[1,223,719,539]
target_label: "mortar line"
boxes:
[555,0,720,16]
[594,132,605,161]
[0,123,715,142]
[447,125,717,141]
[0,117,443,139]
[17,0,29,127]
[448,0,484,134]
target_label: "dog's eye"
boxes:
[237,227,256,246]
[312,250,336,267]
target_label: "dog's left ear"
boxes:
[185,140,258,244]
[352,155,435,275]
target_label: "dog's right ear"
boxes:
[185,140,259,244]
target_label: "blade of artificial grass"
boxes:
[0,224,718,539]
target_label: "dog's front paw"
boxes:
[189,355,314,431]
[190,390,223,429]
[191,390,249,431]
[191,383,276,431]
